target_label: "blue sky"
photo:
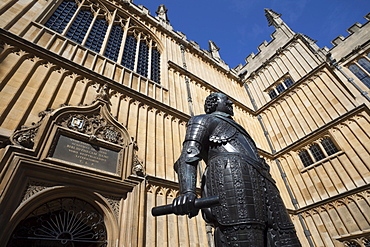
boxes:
[135,0,370,68]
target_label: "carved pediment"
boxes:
[10,92,135,178]
[56,110,127,146]
[11,98,131,149]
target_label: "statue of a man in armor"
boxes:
[172,93,301,246]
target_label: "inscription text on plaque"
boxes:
[52,134,119,174]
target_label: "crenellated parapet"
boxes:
[329,13,370,62]
[235,9,296,76]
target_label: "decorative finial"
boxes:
[264,9,283,28]
[156,5,169,22]
[208,40,221,61]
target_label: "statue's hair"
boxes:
[204,93,223,114]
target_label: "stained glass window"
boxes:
[45,0,77,33]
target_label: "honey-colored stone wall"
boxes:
[0,1,369,246]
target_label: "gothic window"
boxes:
[268,89,277,99]
[85,18,109,53]
[276,83,285,93]
[121,35,137,70]
[42,3,161,83]
[137,41,149,77]
[267,77,294,100]
[364,238,370,247]
[66,9,94,44]
[299,150,313,167]
[309,144,326,161]
[104,25,124,61]
[348,54,370,89]
[321,138,338,156]
[7,197,107,247]
[345,242,361,247]
[45,0,77,33]
[284,78,294,87]
[151,48,161,83]
[299,137,340,167]
[358,58,370,73]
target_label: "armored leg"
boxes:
[214,224,266,247]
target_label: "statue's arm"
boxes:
[173,116,209,217]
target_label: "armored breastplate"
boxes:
[208,119,260,162]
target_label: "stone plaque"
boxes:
[51,134,119,174]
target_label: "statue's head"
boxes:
[204,93,234,115]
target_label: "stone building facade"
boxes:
[0,0,369,246]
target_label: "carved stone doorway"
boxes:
[7,197,107,247]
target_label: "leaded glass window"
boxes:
[364,239,370,247]
[276,83,285,93]
[66,9,93,44]
[85,18,108,53]
[309,144,326,162]
[44,0,77,33]
[299,150,313,167]
[151,48,161,83]
[268,89,277,99]
[121,35,137,70]
[104,25,124,61]
[358,58,370,74]
[345,241,361,247]
[284,78,294,88]
[349,64,370,88]
[43,3,161,83]
[321,138,338,156]
[137,41,149,77]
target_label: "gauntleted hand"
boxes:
[172,192,199,218]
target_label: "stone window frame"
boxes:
[265,73,295,100]
[298,136,340,168]
[348,52,370,89]
[42,0,162,84]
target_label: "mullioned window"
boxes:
[298,137,339,167]
[43,0,161,84]
[348,52,370,89]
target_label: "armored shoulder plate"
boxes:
[184,114,213,143]
[209,119,237,143]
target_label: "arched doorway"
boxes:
[7,197,107,247]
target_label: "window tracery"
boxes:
[43,0,161,83]
[7,197,107,247]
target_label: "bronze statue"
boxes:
[172,93,301,246]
